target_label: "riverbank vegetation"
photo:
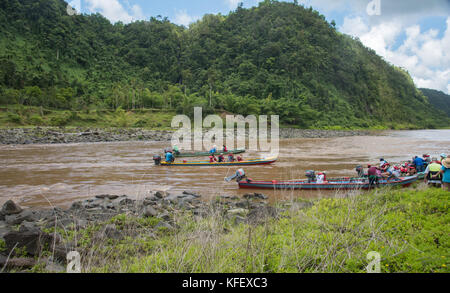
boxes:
[0,104,424,130]
[1,0,449,130]
[0,104,176,129]
[4,185,446,273]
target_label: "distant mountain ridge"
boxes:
[420,88,450,117]
[0,0,448,129]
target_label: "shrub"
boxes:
[29,114,44,125]
[7,112,22,124]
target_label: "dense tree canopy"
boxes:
[420,88,450,117]
[0,0,448,128]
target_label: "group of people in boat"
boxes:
[358,153,450,190]
[208,145,243,163]
[163,144,243,163]
[298,153,450,191]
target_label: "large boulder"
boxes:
[143,206,158,218]
[1,200,23,215]
[5,210,40,225]
[3,225,55,256]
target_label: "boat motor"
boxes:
[153,155,161,165]
[305,170,316,183]
[225,168,246,182]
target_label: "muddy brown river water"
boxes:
[1,130,449,208]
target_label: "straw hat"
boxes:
[443,158,450,168]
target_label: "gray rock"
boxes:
[1,200,23,215]
[3,226,54,256]
[154,191,168,199]
[119,198,134,206]
[157,212,171,222]
[233,215,247,225]
[102,224,122,240]
[227,208,249,216]
[0,211,4,221]
[45,259,66,273]
[155,221,172,230]
[5,210,40,225]
[143,206,158,218]
[0,221,10,240]
[236,200,250,209]
[0,257,36,269]
[247,206,278,224]
[182,191,201,198]
[243,193,268,200]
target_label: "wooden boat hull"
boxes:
[174,149,245,157]
[160,156,277,166]
[238,175,418,190]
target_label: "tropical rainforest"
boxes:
[0,0,448,129]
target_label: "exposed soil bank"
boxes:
[0,127,376,145]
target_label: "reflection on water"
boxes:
[0,130,449,208]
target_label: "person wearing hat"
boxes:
[440,156,450,191]
[218,153,225,163]
[439,153,447,164]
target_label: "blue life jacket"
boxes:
[165,152,174,162]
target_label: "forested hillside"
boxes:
[0,0,448,129]
[420,88,450,117]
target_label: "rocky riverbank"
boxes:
[0,127,376,145]
[0,190,281,272]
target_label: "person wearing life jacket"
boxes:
[381,162,390,172]
[405,160,416,175]
[237,155,243,162]
[223,145,228,153]
[209,155,217,163]
[440,156,450,191]
[173,144,180,155]
[413,156,425,173]
[209,145,217,155]
[379,158,387,168]
[165,151,174,163]
[218,153,225,163]
[316,172,325,184]
[439,153,447,164]
[227,154,235,162]
[425,157,443,184]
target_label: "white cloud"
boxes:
[225,0,241,8]
[85,0,144,23]
[340,16,450,94]
[173,10,199,27]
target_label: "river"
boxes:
[1,129,449,208]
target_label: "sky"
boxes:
[67,0,450,94]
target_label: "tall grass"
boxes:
[48,185,449,273]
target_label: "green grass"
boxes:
[0,105,176,130]
[1,105,438,131]
[32,186,449,273]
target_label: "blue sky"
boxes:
[68,0,450,93]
